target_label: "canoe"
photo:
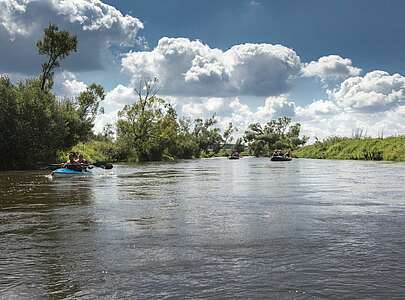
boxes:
[51,168,91,177]
[228,156,240,160]
[270,156,292,161]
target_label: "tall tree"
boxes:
[193,114,224,154]
[222,122,237,146]
[37,24,77,91]
[116,79,179,161]
[75,83,105,140]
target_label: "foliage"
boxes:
[192,114,224,155]
[58,140,123,164]
[244,116,307,156]
[294,136,405,161]
[116,80,233,161]
[0,24,107,170]
[0,75,104,170]
[37,24,77,91]
[74,84,105,140]
[223,122,236,146]
[233,138,245,153]
[116,80,179,161]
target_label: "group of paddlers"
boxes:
[272,149,291,158]
[64,152,89,171]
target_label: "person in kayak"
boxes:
[64,153,83,171]
[77,153,90,169]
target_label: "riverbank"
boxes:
[294,136,405,161]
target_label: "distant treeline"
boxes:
[0,24,307,170]
[294,136,405,161]
[99,80,307,163]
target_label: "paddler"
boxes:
[64,153,83,171]
[77,153,90,169]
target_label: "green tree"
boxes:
[37,24,77,91]
[233,138,245,153]
[75,84,105,140]
[116,79,178,161]
[222,122,237,147]
[171,118,199,159]
[244,117,307,156]
[192,114,224,155]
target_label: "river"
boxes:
[1,158,405,299]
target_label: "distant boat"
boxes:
[228,152,240,159]
[270,155,292,161]
[270,149,292,161]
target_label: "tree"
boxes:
[222,122,237,147]
[193,114,224,155]
[101,124,115,140]
[244,117,307,156]
[244,123,267,156]
[116,79,178,161]
[37,24,77,91]
[233,138,245,153]
[75,83,105,139]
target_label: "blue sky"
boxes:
[1,0,404,138]
[105,0,405,73]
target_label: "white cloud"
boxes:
[122,37,301,97]
[293,71,405,138]
[330,71,405,112]
[205,98,224,111]
[217,96,297,136]
[302,55,361,83]
[92,83,138,133]
[0,0,143,74]
[256,95,296,119]
[249,1,261,6]
[181,97,225,117]
[104,84,137,106]
[55,71,87,97]
[94,110,118,134]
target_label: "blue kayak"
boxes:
[51,168,91,177]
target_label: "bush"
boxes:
[294,136,405,161]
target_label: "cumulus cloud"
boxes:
[213,85,405,140]
[330,71,405,112]
[215,96,297,135]
[92,83,138,133]
[0,0,143,74]
[292,71,405,138]
[54,71,87,98]
[182,97,225,117]
[302,55,361,83]
[256,95,296,119]
[122,37,301,97]
[104,84,137,106]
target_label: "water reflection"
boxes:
[2,158,405,298]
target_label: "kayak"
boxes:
[51,168,92,177]
[271,156,292,161]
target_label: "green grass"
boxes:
[294,136,405,161]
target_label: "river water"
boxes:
[1,158,405,299]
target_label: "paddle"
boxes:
[92,161,114,169]
[47,161,113,170]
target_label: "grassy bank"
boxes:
[294,136,405,161]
